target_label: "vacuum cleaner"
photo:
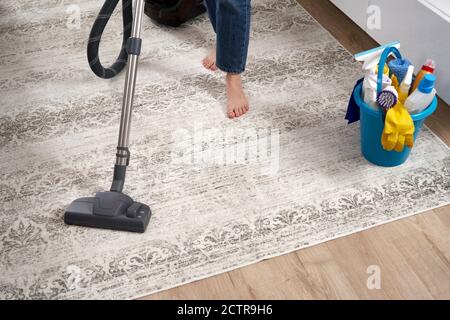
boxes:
[64,0,204,233]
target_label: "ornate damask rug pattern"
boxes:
[0,0,449,299]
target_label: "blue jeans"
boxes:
[204,0,251,74]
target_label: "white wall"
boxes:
[331,0,450,104]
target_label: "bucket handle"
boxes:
[376,46,402,93]
[376,46,402,123]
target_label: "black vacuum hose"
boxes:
[87,0,133,79]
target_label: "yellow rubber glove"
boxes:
[381,102,415,152]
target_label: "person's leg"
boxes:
[216,0,251,75]
[216,0,251,118]
[203,0,217,31]
[202,0,218,71]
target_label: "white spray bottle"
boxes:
[355,42,401,109]
[398,65,414,104]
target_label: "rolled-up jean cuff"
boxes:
[216,63,245,74]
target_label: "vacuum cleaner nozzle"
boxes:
[64,191,151,233]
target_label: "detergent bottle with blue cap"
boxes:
[405,74,437,114]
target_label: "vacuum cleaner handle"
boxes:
[87,0,133,79]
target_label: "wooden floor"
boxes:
[143,0,450,300]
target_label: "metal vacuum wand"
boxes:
[110,0,146,193]
[116,0,145,167]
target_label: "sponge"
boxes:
[388,59,412,84]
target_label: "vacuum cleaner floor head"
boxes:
[65,191,151,233]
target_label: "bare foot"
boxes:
[202,48,218,71]
[226,73,249,119]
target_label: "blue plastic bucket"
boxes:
[353,46,438,167]
[354,83,437,167]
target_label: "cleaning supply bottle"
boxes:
[398,65,414,104]
[362,69,392,109]
[405,74,437,114]
[411,59,435,93]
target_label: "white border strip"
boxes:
[418,0,450,23]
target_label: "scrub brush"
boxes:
[377,86,398,113]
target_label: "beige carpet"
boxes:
[0,0,449,299]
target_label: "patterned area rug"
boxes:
[0,0,449,299]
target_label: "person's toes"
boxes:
[202,48,217,72]
[202,58,211,70]
[228,110,235,118]
[206,59,217,71]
